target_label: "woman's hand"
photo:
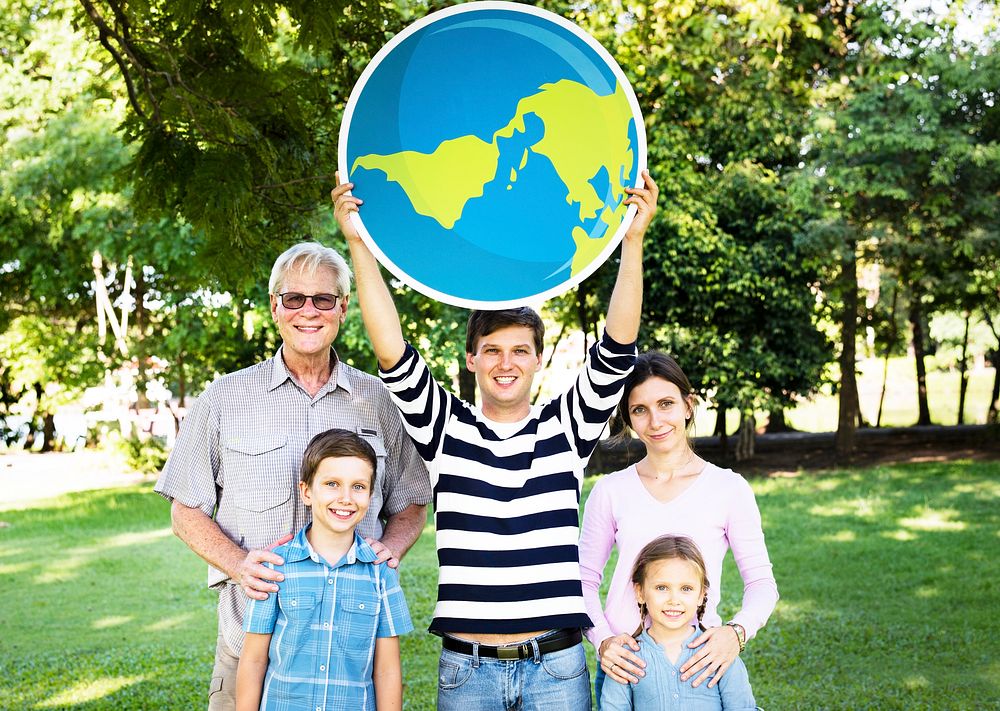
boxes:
[599,634,646,684]
[679,625,741,688]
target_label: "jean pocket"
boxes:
[540,643,588,680]
[438,651,475,690]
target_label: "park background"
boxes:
[1,0,998,708]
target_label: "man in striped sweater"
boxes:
[332,170,658,710]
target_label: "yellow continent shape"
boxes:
[352,78,635,276]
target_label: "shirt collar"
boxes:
[639,626,701,648]
[282,525,378,567]
[267,345,353,396]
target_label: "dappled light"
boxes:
[92,615,133,630]
[898,507,967,532]
[33,526,173,585]
[36,676,145,709]
[144,613,195,633]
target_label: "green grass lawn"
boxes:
[2,460,998,709]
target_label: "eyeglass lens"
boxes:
[279,293,340,310]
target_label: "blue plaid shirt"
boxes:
[244,526,413,711]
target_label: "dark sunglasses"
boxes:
[277,292,343,310]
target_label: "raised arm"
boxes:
[605,170,658,345]
[331,173,406,370]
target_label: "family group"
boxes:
[155,171,778,710]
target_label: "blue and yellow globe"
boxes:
[339,1,645,308]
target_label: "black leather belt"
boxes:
[440,628,582,660]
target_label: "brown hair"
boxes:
[466,308,544,355]
[612,351,696,445]
[300,429,377,487]
[631,535,710,635]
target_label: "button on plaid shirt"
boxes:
[155,347,429,654]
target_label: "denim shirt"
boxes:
[600,628,757,710]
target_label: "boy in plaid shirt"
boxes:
[236,429,413,711]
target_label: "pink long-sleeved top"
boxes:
[579,462,778,650]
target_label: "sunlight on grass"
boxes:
[36,676,145,708]
[809,495,884,518]
[899,507,967,532]
[770,598,817,621]
[0,561,31,575]
[34,527,174,584]
[914,586,939,598]
[820,530,856,542]
[93,615,133,629]
[144,613,194,632]
[903,675,930,691]
[884,529,918,541]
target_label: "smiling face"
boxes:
[299,455,372,538]
[626,377,693,455]
[465,325,542,422]
[270,265,347,371]
[635,557,706,639]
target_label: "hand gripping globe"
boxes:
[339,1,646,308]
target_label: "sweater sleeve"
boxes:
[560,331,636,461]
[726,475,779,639]
[579,477,618,647]
[378,343,452,466]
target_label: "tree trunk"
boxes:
[735,410,755,462]
[458,358,477,403]
[765,406,790,433]
[714,406,728,457]
[133,266,151,409]
[176,350,187,408]
[908,297,932,426]
[957,312,971,425]
[835,246,860,461]
[40,411,56,453]
[983,309,999,423]
[989,357,1000,425]
[876,287,899,427]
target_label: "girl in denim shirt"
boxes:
[600,536,759,710]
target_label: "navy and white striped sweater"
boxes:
[380,332,636,634]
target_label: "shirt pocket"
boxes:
[277,591,319,648]
[356,428,388,483]
[336,589,380,653]
[225,434,294,547]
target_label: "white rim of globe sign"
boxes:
[338,0,648,310]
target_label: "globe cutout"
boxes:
[339,1,647,309]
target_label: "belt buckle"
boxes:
[496,642,529,660]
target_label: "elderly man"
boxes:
[155,242,430,711]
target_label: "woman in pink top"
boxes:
[579,352,778,706]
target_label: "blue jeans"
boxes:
[594,663,607,710]
[437,637,592,711]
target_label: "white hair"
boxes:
[268,242,352,296]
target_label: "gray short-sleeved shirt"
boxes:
[154,346,430,653]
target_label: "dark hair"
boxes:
[631,535,710,635]
[300,429,377,487]
[466,308,544,355]
[613,351,696,444]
